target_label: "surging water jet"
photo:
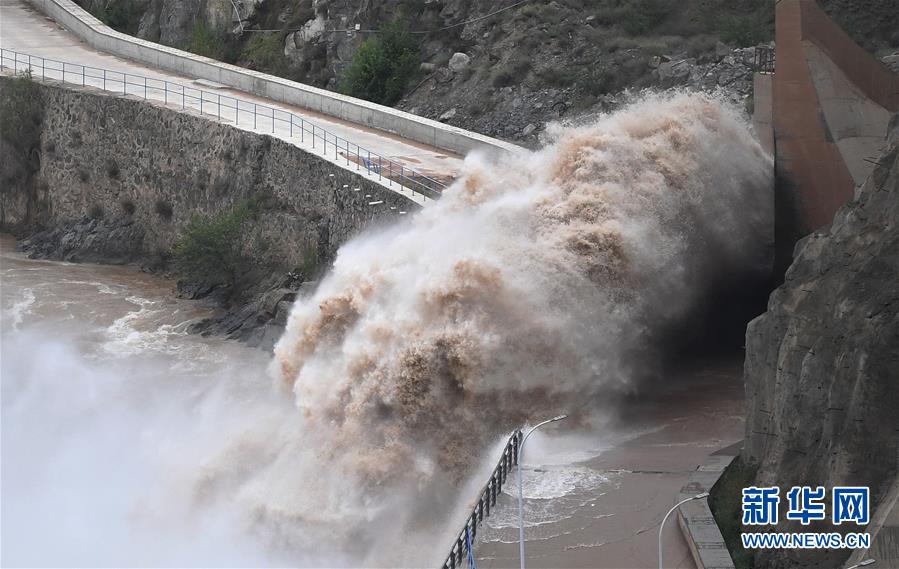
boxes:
[195,91,772,564]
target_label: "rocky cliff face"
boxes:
[75,0,897,146]
[742,119,899,568]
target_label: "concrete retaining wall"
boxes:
[677,443,741,569]
[772,0,898,265]
[25,0,521,158]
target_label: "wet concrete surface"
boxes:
[474,362,745,568]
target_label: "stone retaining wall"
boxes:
[0,75,419,270]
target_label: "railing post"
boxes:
[271,108,275,133]
[490,473,496,506]
[254,103,257,129]
[103,68,106,90]
[81,64,84,86]
[144,76,147,99]
[218,94,221,121]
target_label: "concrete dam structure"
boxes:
[769,0,899,268]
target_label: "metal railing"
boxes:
[0,48,447,199]
[753,46,775,74]
[442,430,523,569]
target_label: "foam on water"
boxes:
[7,287,36,330]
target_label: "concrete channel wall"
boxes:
[773,0,898,242]
[25,0,521,158]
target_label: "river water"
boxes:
[0,235,299,566]
[1,234,743,568]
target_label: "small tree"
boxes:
[0,71,43,162]
[172,202,253,288]
[340,15,419,106]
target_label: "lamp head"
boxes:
[694,492,710,499]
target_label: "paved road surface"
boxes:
[473,361,747,568]
[0,0,464,203]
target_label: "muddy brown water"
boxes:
[1,234,743,567]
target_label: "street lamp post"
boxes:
[658,492,710,569]
[846,559,876,569]
[517,414,568,569]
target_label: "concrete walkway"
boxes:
[0,0,464,203]
[475,361,747,568]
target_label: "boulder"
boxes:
[438,107,457,121]
[448,52,471,73]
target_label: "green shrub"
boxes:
[696,0,774,47]
[297,246,321,280]
[619,0,672,35]
[241,32,292,76]
[189,22,228,61]
[492,56,532,87]
[0,71,43,163]
[340,15,420,106]
[106,159,120,179]
[89,204,105,219]
[120,198,136,215]
[717,11,772,47]
[172,200,256,288]
[537,66,579,87]
[91,1,141,34]
[155,199,173,220]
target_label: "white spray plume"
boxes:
[261,91,771,560]
[2,91,772,568]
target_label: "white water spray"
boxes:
[264,92,771,559]
[1,91,771,566]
